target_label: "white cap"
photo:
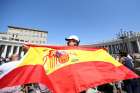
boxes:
[65,35,80,42]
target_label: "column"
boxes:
[136,38,140,53]
[6,46,11,58]
[20,51,25,58]
[114,44,116,53]
[1,45,8,58]
[13,46,17,54]
[16,46,20,55]
[8,46,14,57]
[18,47,23,57]
[108,45,112,54]
[127,40,133,54]
[112,45,115,54]
[110,45,113,54]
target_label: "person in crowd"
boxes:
[119,51,140,93]
[0,57,4,65]
[66,35,102,93]
[114,55,123,93]
[9,53,20,61]
[21,44,51,93]
[65,35,80,46]
[0,53,20,77]
[97,83,114,93]
[0,53,21,93]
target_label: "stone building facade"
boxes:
[0,26,48,58]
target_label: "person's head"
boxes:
[65,35,80,46]
[10,53,19,61]
[119,51,128,57]
[22,44,30,53]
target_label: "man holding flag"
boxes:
[65,35,101,93]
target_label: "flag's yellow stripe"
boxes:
[18,47,122,74]
[18,47,45,66]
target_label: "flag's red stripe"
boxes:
[0,65,54,91]
[48,62,139,93]
[25,44,105,51]
[0,62,138,93]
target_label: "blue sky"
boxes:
[0,0,140,45]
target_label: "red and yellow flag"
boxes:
[0,45,139,93]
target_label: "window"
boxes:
[40,33,43,38]
[44,34,46,38]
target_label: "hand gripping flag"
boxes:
[0,45,139,93]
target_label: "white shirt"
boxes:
[0,61,20,78]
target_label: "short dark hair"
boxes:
[67,41,79,46]
[119,51,128,57]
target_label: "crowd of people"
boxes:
[0,35,140,93]
[0,57,10,65]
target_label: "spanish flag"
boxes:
[0,45,139,93]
